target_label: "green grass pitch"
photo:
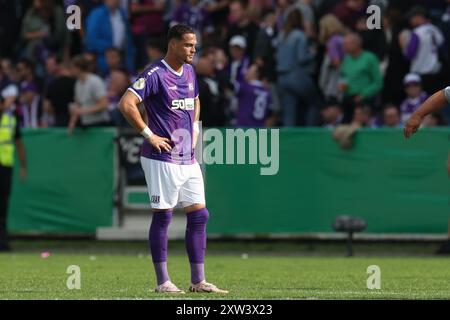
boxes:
[1,241,449,300]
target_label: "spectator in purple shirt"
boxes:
[235,64,276,127]
[171,0,214,48]
[399,73,428,124]
[226,35,250,124]
[227,35,250,85]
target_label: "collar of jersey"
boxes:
[161,59,183,77]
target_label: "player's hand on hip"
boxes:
[404,114,422,139]
[148,135,172,153]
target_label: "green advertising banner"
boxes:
[6,128,449,235]
[205,128,450,234]
[8,128,116,233]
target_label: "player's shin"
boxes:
[149,210,173,285]
[185,208,209,284]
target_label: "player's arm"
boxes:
[76,96,109,115]
[118,90,172,153]
[404,87,450,139]
[193,96,200,148]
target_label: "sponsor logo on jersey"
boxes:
[168,85,178,90]
[171,98,195,110]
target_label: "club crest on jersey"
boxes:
[188,83,194,91]
[133,78,145,90]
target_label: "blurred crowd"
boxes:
[0,0,449,130]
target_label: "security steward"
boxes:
[0,74,26,252]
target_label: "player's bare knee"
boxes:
[184,204,206,214]
[152,208,173,214]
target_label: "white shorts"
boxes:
[140,157,206,209]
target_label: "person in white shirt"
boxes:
[399,6,445,95]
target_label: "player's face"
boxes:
[175,33,197,65]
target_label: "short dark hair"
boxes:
[105,47,122,55]
[323,97,341,109]
[253,64,265,80]
[71,55,90,72]
[45,54,61,64]
[146,37,166,52]
[17,57,35,71]
[167,24,196,42]
[230,0,249,8]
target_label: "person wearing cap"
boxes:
[399,5,445,95]
[0,65,26,252]
[226,0,260,60]
[227,35,250,85]
[226,35,250,125]
[399,73,428,124]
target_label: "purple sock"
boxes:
[149,210,172,285]
[185,208,209,284]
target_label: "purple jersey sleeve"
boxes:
[405,32,419,60]
[127,67,160,102]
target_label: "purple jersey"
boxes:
[400,92,428,123]
[173,3,213,34]
[128,59,199,164]
[236,80,272,127]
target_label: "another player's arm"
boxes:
[404,87,450,139]
[193,96,200,148]
[118,90,172,153]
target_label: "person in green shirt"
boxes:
[339,33,383,123]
